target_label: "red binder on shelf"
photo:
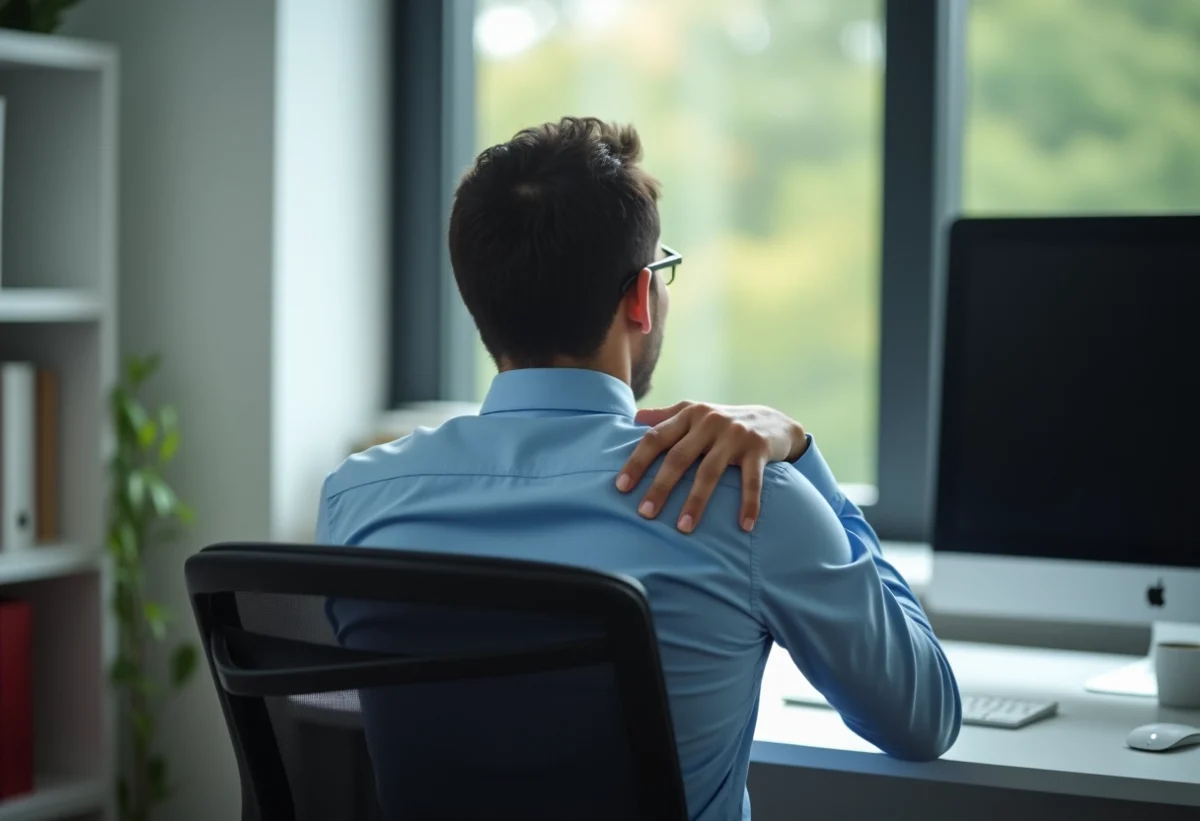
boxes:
[0,598,33,800]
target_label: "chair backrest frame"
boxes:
[185,541,688,821]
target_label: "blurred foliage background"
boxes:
[473,0,1200,485]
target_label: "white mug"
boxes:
[1155,642,1200,709]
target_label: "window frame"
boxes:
[872,0,967,540]
[389,0,477,404]
[388,0,967,542]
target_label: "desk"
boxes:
[289,640,1199,818]
[753,641,1200,815]
[878,540,932,596]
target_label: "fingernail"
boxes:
[742,518,755,532]
[616,473,631,492]
[639,500,656,517]
[678,514,694,533]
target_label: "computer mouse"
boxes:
[1125,723,1200,752]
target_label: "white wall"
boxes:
[64,2,275,817]
[271,0,389,541]
[63,1,389,817]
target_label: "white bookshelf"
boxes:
[0,291,104,323]
[0,29,117,821]
[0,544,103,588]
[0,776,107,821]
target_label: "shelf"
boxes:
[0,775,107,821]
[0,29,115,71]
[0,544,103,587]
[0,289,103,322]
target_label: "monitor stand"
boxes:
[1084,620,1200,697]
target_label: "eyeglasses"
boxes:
[620,244,683,294]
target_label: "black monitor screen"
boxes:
[934,217,1200,569]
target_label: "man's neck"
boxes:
[497,357,631,389]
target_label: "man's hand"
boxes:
[616,401,808,534]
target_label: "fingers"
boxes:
[634,426,711,521]
[617,412,691,492]
[633,401,689,428]
[676,440,740,533]
[618,401,770,534]
[738,452,768,532]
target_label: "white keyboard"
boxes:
[783,691,1058,729]
[960,694,1058,728]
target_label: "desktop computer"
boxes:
[929,215,1200,697]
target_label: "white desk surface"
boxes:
[753,641,1200,807]
[878,540,932,595]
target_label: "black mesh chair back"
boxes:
[185,542,688,821]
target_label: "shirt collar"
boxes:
[480,368,638,419]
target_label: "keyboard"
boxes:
[959,695,1058,728]
[783,691,1058,729]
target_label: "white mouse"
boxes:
[1125,723,1200,752]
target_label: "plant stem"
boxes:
[121,519,150,821]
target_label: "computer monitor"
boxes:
[930,216,1200,691]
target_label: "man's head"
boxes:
[449,117,671,399]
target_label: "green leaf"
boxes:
[106,528,123,557]
[109,657,155,695]
[28,0,82,34]
[108,522,139,564]
[159,428,180,463]
[124,355,144,384]
[109,385,128,420]
[171,643,198,688]
[120,522,139,561]
[137,418,158,450]
[143,601,170,640]
[126,470,146,514]
[176,502,197,526]
[112,586,136,621]
[145,473,178,519]
[126,353,161,387]
[158,404,179,455]
[120,397,153,447]
[110,657,139,687]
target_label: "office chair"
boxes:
[185,542,689,821]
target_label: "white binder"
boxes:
[0,362,35,552]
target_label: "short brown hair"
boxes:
[449,117,662,367]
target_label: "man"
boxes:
[317,117,961,820]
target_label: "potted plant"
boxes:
[0,0,83,33]
[107,354,198,821]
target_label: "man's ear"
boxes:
[624,268,654,335]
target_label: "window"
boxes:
[472,0,884,485]
[965,0,1200,214]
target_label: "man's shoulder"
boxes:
[321,425,446,499]
[321,413,648,500]
[760,461,817,497]
[756,461,841,531]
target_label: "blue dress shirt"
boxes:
[317,368,961,820]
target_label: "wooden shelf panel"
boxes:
[0,544,103,587]
[0,775,107,821]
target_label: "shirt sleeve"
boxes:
[753,438,962,761]
[316,474,343,633]
[315,475,334,544]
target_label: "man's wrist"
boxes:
[786,421,809,462]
